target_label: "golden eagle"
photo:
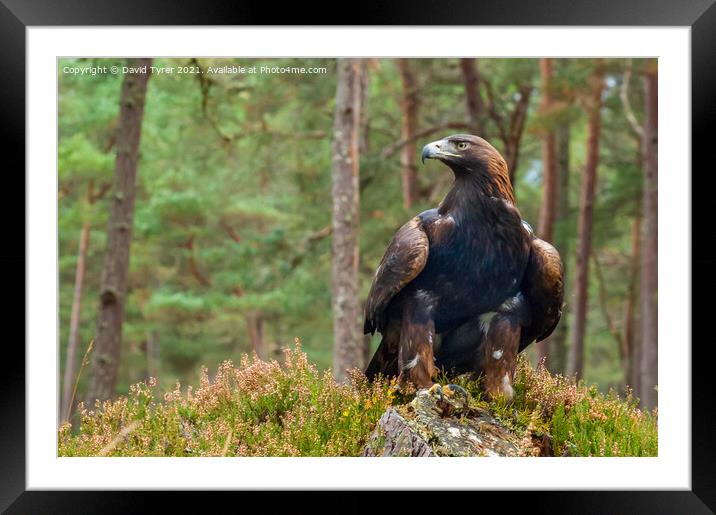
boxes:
[364,135,564,400]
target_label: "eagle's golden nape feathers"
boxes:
[422,134,516,204]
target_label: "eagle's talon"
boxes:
[444,383,469,400]
[416,383,470,417]
[427,383,444,402]
[424,383,470,404]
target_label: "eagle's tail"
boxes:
[365,333,399,381]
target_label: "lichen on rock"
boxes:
[363,387,548,457]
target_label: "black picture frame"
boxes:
[3,0,713,512]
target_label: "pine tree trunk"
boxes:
[624,210,642,388]
[331,59,365,382]
[631,307,643,397]
[483,79,532,189]
[640,64,658,410]
[535,58,557,368]
[505,85,532,187]
[568,61,604,380]
[86,58,152,404]
[396,59,419,209]
[548,121,572,373]
[246,312,265,359]
[459,58,484,135]
[61,220,91,422]
[145,331,160,382]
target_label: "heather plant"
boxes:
[59,346,657,457]
[450,356,658,457]
[59,342,396,457]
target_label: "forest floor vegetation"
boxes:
[59,341,657,457]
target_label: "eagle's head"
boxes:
[421,134,513,201]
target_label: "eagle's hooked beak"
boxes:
[421,141,441,163]
[421,140,460,164]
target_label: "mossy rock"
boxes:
[363,389,547,457]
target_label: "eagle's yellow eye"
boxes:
[456,142,469,151]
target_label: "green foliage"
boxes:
[58,57,655,404]
[549,396,657,457]
[58,133,115,183]
[468,357,658,457]
[59,344,396,457]
[59,349,655,457]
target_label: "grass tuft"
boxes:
[448,356,658,457]
[59,347,656,457]
[60,342,396,457]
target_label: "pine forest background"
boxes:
[57,57,658,423]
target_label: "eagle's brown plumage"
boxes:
[364,134,564,399]
[364,217,429,336]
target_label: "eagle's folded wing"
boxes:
[519,237,565,350]
[364,217,429,335]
